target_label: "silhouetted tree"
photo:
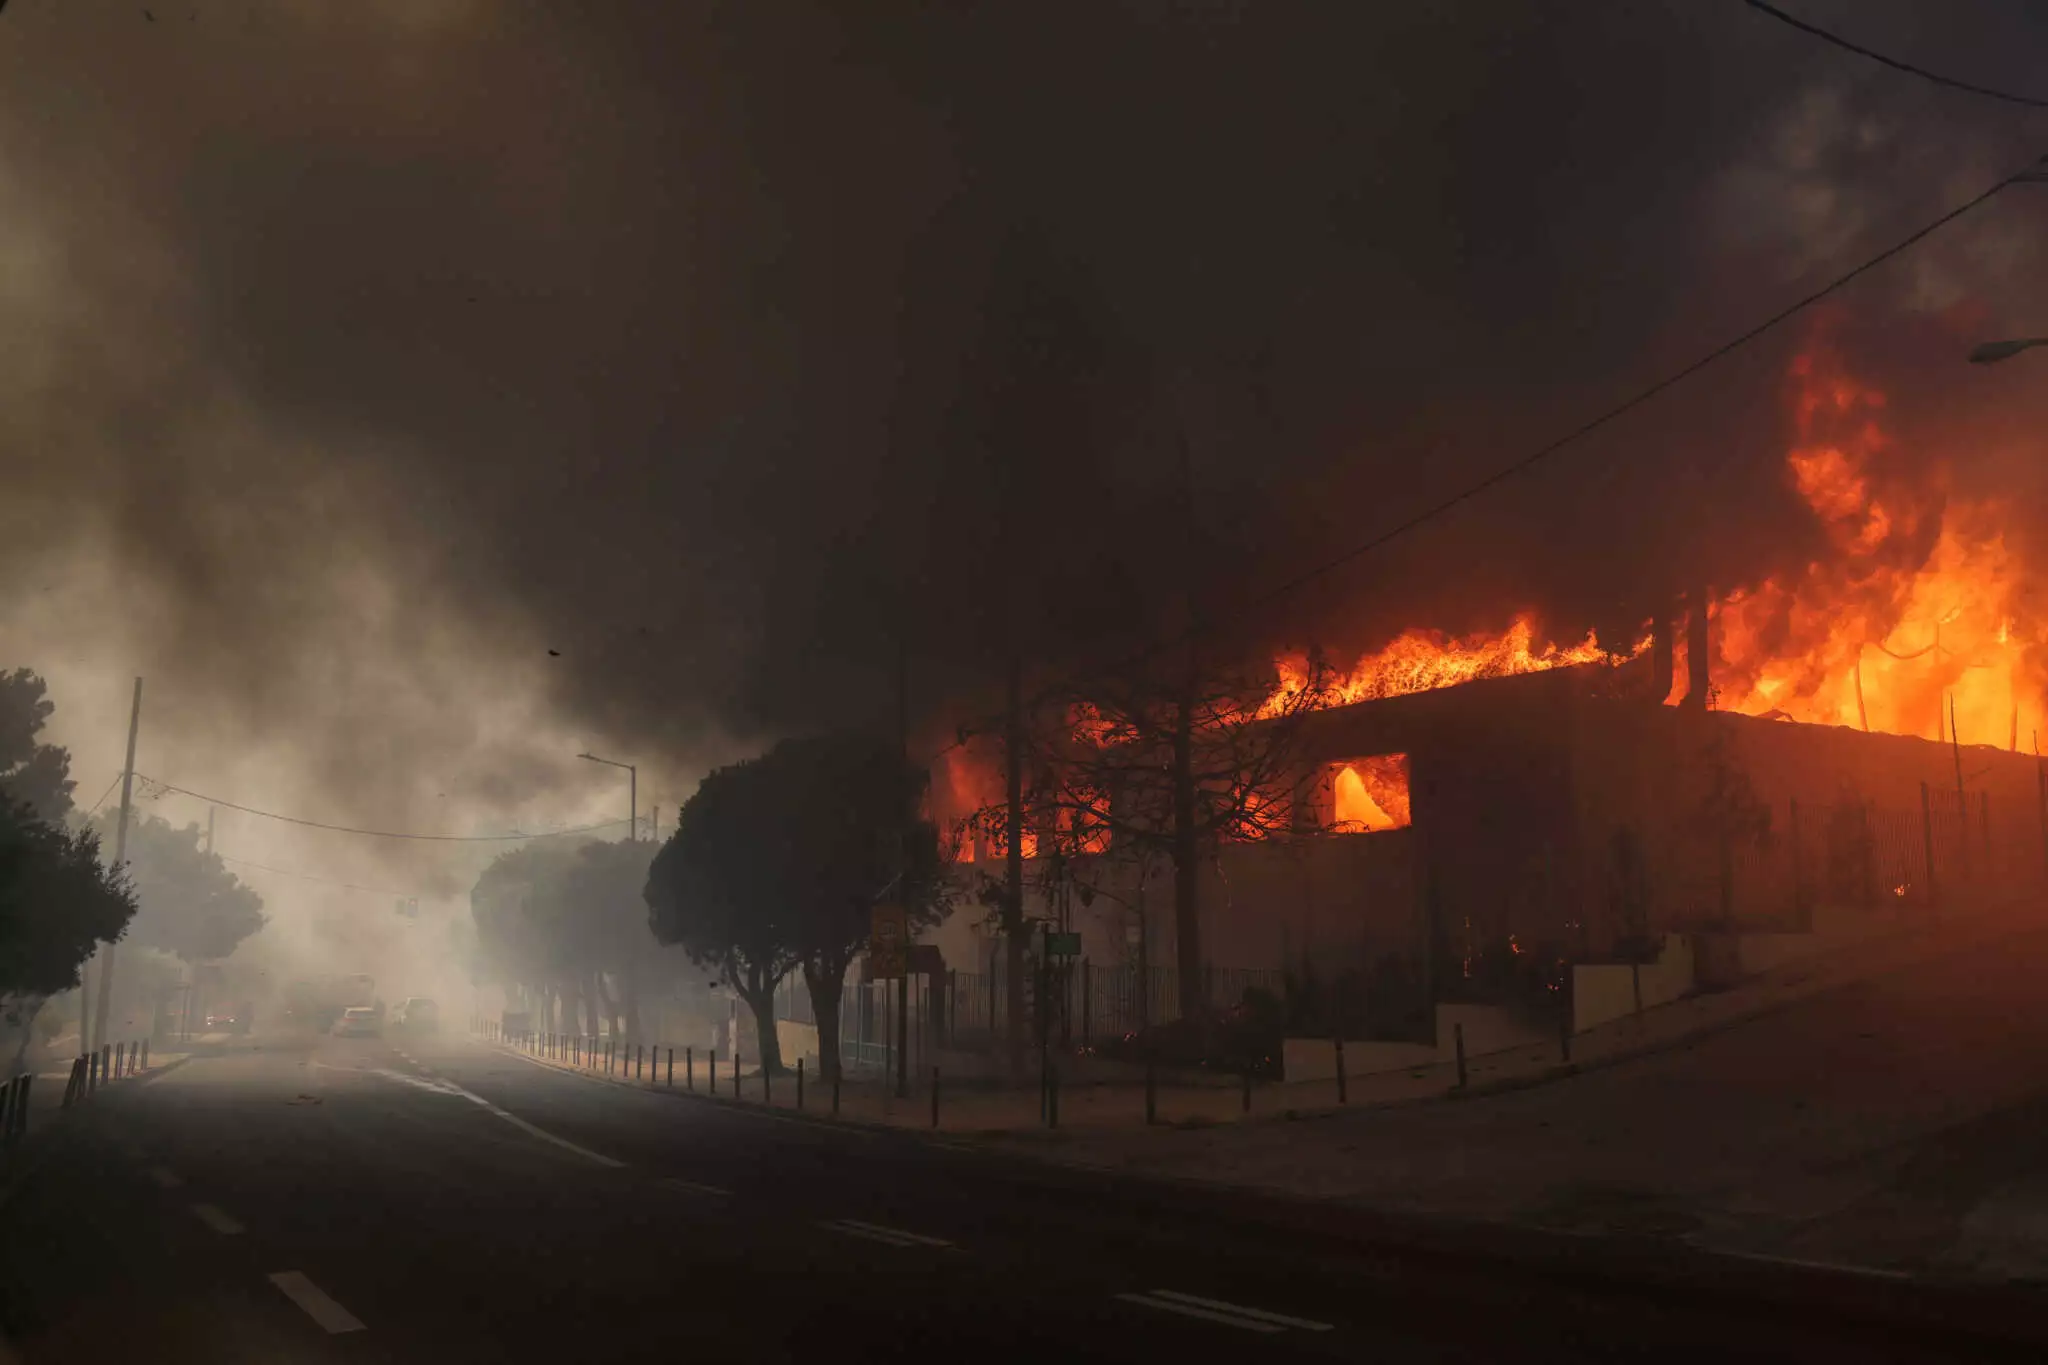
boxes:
[92,812,265,964]
[0,668,76,823]
[966,651,1336,1026]
[0,802,136,1069]
[470,838,663,1042]
[647,733,945,1082]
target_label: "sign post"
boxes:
[869,903,908,979]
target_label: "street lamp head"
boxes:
[1969,338,2048,365]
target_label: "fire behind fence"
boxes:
[776,963,1287,1073]
[771,782,2040,1071]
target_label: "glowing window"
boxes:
[1327,754,1411,832]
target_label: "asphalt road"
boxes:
[2,1030,2044,1364]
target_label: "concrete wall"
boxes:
[1282,1035,1435,1082]
[776,1018,820,1071]
[1572,933,1695,1033]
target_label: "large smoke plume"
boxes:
[2,0,2047,944]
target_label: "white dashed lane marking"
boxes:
[818,1218,953,1249]
[190,1202,245,1235]
[373,1062,627,1168]
[268,1271,366,1334]
[1115,1290,1334,1334]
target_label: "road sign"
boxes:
[1045,932,1082,958]
[869,903,908,977]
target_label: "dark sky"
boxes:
[3,0,2048,848]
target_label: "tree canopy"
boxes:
[470,836,668,1041]
[0,801,135,1002]
[646,731,946,1079]
[93,811,266,964]
[0,668,76,824]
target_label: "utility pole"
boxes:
[896,631,910,1101]
[1004,656,1027,1080]
[577,752,636,842]
[92,677,143,1057]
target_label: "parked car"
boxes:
[204,1002,253,1035]
[333,1006,382,1038]
[392,997,439,1034]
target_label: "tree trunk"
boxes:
[806,955,847,1084]
[2,995,43,1076]
[742,965,783,1075]
[1172,672,1205,1024]
[1004,655,1028,1079]
[620,963,645,1046]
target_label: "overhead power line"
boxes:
[914,144,2048,753]
[83,771,123,818]
[215,853,416,899]
[1063,148,2048,694]
[1741,0,2048,109]
[132,774,633,843]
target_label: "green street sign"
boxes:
[1045,932,1082,957]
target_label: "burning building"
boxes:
[921,335,2048,1044]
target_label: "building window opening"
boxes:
[1327,754,1411,832]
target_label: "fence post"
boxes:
[947,970,957,1049]
[12,1076,27,1137]
[797,1057,805,1110]
[1789,797,1806,926]
[1047,1058,1059,1129]
[687,1047,694,1091]
[141,1039,149,1071]
[1981,791,1992,878]
[1335,1036,1347,1104]
[667,1048,674,1087]
[1144,1055,1157,1126]
[1241,1065,1251,1115]
[734,1051,741,1099]
[832,1066,841,1116]
[762,1058,770,1104]
[1454,1022,1467,1089]
[1921,780,1940,910]
[1560,1007,1572,1063]
[709,1050,716,1095]
[1081,959,1092,1047]
[0,1078,12,1137]
[2039,759,2048,893]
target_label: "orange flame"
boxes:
[1714,340,2040,747]
[1267,614,1643,716]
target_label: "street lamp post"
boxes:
[577,752,637,841]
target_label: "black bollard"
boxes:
[1242,1065,1251,1115]
[668,1048,675,1087]
[930,1065,938,1129]
[832,1069,841,1116]
[762,1062,770,1105]
[686,1047,694,1091]
[1560,1008,1572,1063]
[141,1039,150,1071]
[734,1051,741,1099]
[797,1058,805,1110]
[1144,1056,1157,1126]
[1454,1022,1468,1089]
[1048,1061,1060,1129]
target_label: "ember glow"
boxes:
[1713,341,2043,748]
